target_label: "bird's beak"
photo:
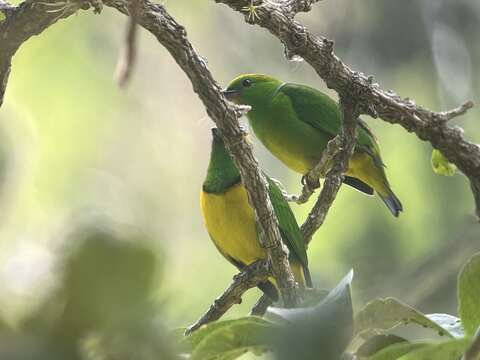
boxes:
[222,89,240,101]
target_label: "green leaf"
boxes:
[431,149,457,176]
[365,341,431,360]
[270,270,354,360]
[299,288,330,307]
[458,252,480,336]
[356,334,407,357]
[265,288,330,324]
[185,317,275,360]
[21,226,159,340]
[0,11,5,22]
[355,298,454,338]
[397,338,470,360]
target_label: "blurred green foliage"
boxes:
[182,252,479,359]
[0,0,478,359]
[0,224,173,359]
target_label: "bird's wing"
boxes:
[266,177,309,274]
[279,83,385,168]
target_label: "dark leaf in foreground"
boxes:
[269,270,354,360]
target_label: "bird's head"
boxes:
[223,74,283,106]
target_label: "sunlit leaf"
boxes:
[185,317,275,360]
[397,338,470,360]
[355,298,454,338]
[431,149,457,176]
[425,314,464,338]
[270,270,354,360]
[458,252,480,336]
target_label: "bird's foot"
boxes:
[302,174,320,190]
[270,177,300,203]
[296,175,321,204]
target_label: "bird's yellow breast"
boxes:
[200,184,266,267]
[264,136,312,174]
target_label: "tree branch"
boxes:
[185,260,270,335]
[2,0,477,337]
[114,0,140,87]
[215,0,479,219]
[0,0,93,106]
[301,97,359,243]
[295,136,342,204]
[102,0,298,307]
[250,293,273,316]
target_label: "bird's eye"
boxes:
[242,79,252,87]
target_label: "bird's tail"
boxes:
[378,186,403,217]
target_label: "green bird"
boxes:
[201,128,312,300]
[223,74,403,217]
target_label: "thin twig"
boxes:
[115,0,140,87]
[295,136,343,204]
[301,97,359,243]
[437,100,475,123]
[250,294,273,316]
[185,261,270,335]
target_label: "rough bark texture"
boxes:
[185,260,270,335]
[0,0,81,105]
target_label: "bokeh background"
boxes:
[0,0,479,357]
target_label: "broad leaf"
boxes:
[270,270,354,360]
[365,341,431,360]
[431,149,457,176]
[458,252,480,336]
[185,317,275,360]
[299,288,330,307]
[356,334,407,357]
[397,338,470,360]
[355,298,455,337]
[266,289,331,324]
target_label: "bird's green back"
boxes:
[279,84,383,166]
